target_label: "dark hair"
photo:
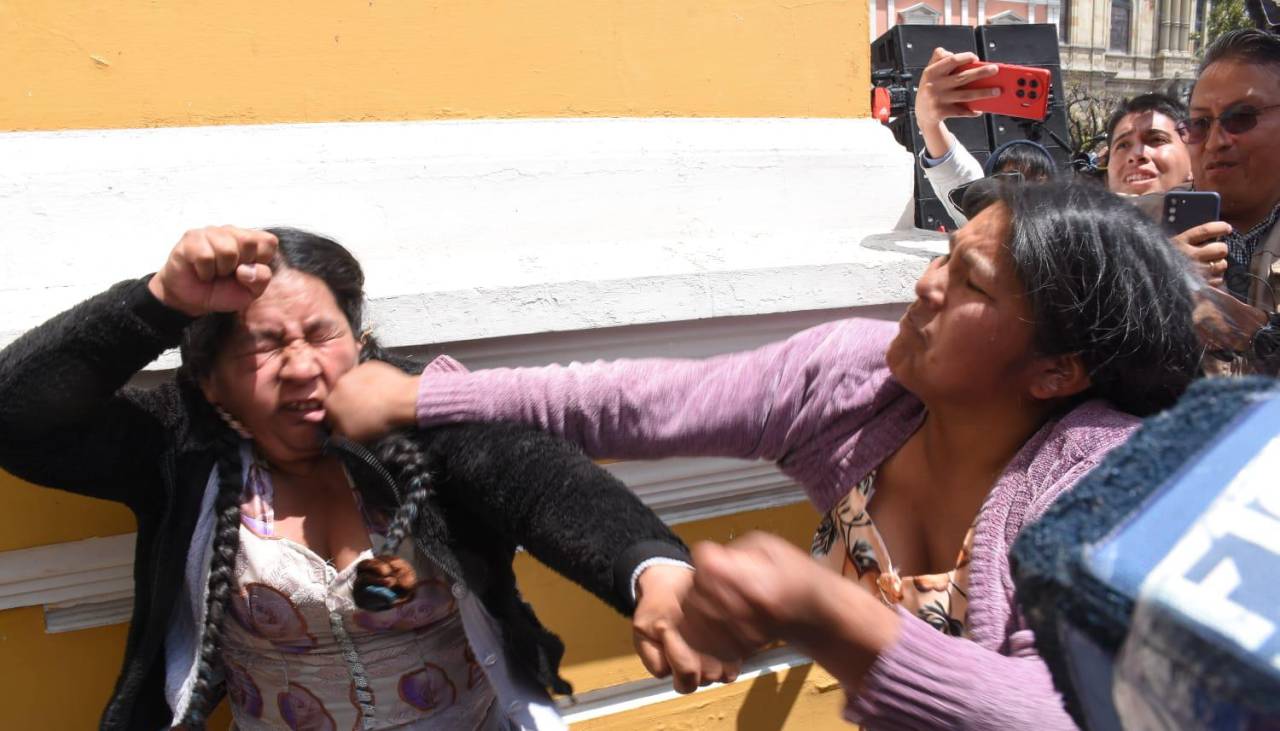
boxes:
[1199,28,1280,75]
[1104,93,1189,144]
[996,181,1201,416]
[176,228,427,728]
[984,140,1055,182]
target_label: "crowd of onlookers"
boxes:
[917,28,1280,364]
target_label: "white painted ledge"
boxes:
[0,117,943,358]
[0,533,135,612]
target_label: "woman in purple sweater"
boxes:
[327,181,1201,728]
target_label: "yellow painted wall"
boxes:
[1,0,869,132]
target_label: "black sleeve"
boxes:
[0,277,193,508]
[418,422,691,616]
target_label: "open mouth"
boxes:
[1123,171,1156,184]
[282,399,326,423]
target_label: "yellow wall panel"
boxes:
[573,665,849,731]
[0,471,135,552]
[0,606,131,729]
[2,0,869,132]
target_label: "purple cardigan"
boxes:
[415,318,1137,730]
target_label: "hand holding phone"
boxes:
[956,62,1051,121]
[1166,190,1229,287]
[1162,190,1221,235]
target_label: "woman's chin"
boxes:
[257,427,327,466]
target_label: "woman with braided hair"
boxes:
[0,226,724,730]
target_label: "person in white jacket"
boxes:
[914,48,1056,226]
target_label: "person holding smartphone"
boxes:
[913,48,1056,226]
[1157,29,1280,308]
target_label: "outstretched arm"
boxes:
[327,318,901,464]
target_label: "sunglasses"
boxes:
[1176,104,1280,144]
[947,171,1025,219]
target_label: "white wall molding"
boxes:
[606,458,806,527]
[0,533,135,612]
[0,117,940,358]
[45,595,134,634]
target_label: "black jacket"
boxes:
[0,278,689,730]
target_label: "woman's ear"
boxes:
[1029,353,1091,401]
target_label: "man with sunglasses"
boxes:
[1170,29,1280,309]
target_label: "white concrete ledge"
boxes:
[0,533,135,612]
[0,117,942,354]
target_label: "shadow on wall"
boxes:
[736,661,812,730]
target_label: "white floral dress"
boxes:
[221,459,506,730]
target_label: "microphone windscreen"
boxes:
[1012,377,1280,730]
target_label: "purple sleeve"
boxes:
[844,608,1079,731]
[416,318,900,463]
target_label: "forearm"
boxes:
[918,118,957,161]
[0,277,188,442]
[792,577,901,687]
[416,320,857,462]
[844,609,1078,731]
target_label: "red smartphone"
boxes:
[956,62,1051,121]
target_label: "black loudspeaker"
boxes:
[975,24,1072,155]
[872,24,988,153]
[916,196,957,231]
[871,24,976,73]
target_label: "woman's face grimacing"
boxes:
[1106,110,1192,196]
[201,269,361,466]
[886,203,1058,409]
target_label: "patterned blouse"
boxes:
[221,458,506,730]
[811,470,974,637]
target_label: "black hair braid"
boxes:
[350,434,449,612]
[180,436,245,729]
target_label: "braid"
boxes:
[352,433,446,611]
[180,438,244,729]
